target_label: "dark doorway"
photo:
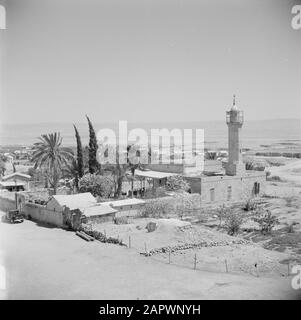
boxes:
[254,182,260,195]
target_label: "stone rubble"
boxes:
[141,238,250,256]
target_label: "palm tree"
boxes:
[62,157,79,192]
[31,132,74,194]
[105,159,128,199]
[0,155,7,177]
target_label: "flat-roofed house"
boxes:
[46,193,118,226]
[134,169,178,189]
[101,198,146,217]
[0,172,31,191]
[81,205,118,224]
[46,192,97,212]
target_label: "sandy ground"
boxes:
[94,218,297,277]
[267,158,301,186]
[0,211,300,300]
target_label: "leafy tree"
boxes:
[73,124,84,178]
[205,150,217,160]
[127,144,144,197]
[225,212,243,235]
[31,132,74,194]
[104,144,144,198]
[62,157,80,191]
[86,115,100,174]
[139,197,174,218]
[165,175,190,192]
[79,173,114,198]
[0,155,7,177]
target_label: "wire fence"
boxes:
[88,225,293,279]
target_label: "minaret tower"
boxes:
[225,95,245,176]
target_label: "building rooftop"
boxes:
[134,170,178,179]
[50,192,97,210]
[2,172,31,181]
[0,181,26,187]
[82,205,117,217]
[101,198,145,207]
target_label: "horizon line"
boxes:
[1,117,301,126]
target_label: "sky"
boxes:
[0,0,300,125]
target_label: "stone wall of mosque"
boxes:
[186,171,266,204]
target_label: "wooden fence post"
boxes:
[255,263,259,277]
[194,254,197,270]
[225,259,228,273]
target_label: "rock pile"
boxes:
[145,221,158,233]
[140,238,249,256]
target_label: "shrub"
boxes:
[173,193,201,218]
[267,175,282,182]
[252,209,279,234]
[205,151,217,160]
[245,158,267,171]
[243,198,257,211]
[113,216,130,225]
[165,175,190,192]
[139,198,173,218]
[216,204,229,227]
[81,226,125,246]
[224,212,243,235]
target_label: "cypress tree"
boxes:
[73,124,84,178]
[86,115,100,174]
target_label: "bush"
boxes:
[243,198,257,211]
[79,173,114,197]
[252,209,279,234]
[205,151,217,160]
[113,216,130,225]
[267,175,282,182]
[139,198,173,218]
[225,212,243,235]
[216,204,229,227]
[245,158,267,171]
[173,193,201,218]
[81,226,125,246]
[165,175,190,192]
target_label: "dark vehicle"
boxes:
[1,209,24,224]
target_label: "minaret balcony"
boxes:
[226,110,244,124]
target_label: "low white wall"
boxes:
[0,196,16,211]
[23,203,64,227]
[0,195,64,227]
